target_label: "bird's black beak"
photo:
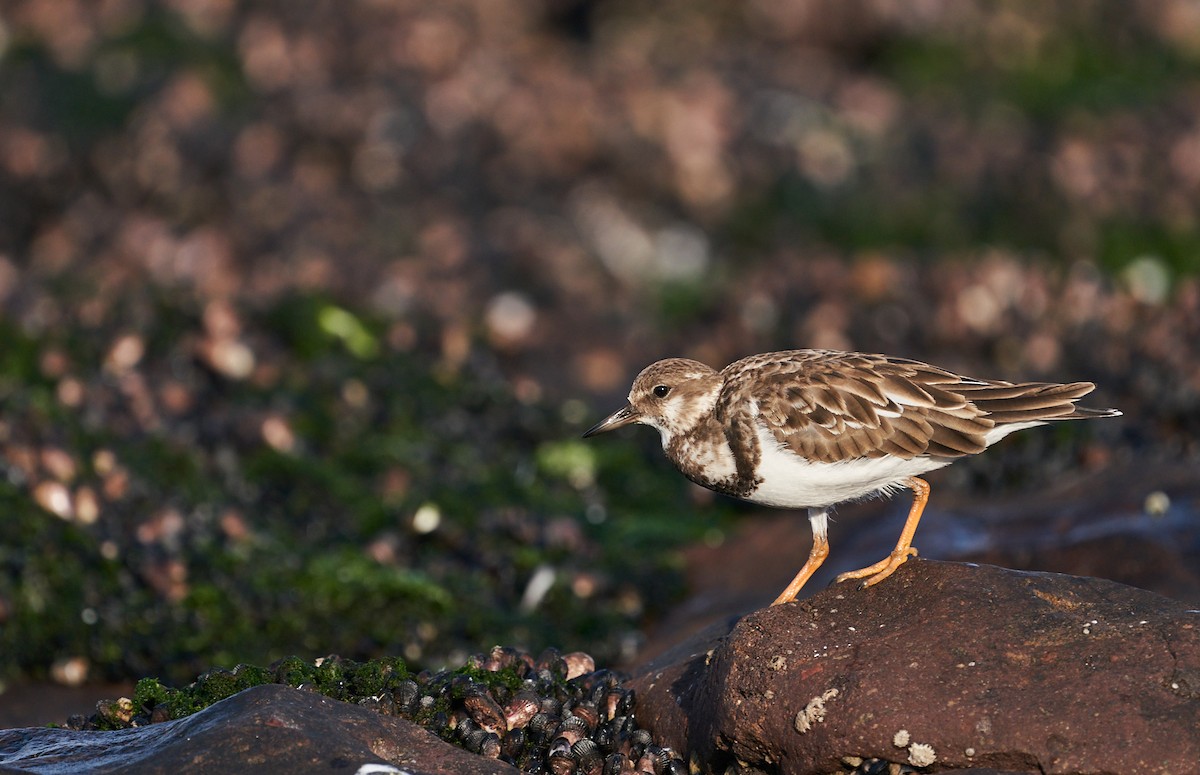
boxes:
[582,403,641,438]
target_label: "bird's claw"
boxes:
[836,546,919,588]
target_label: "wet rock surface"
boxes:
[630,559,1200,775]
[0,683,516,775]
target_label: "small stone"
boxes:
[104,334,144,374]
[261,415,296,452]
[1144,490,1170,517]
[51,656,90,687]
[34,481,73,519]
[205,337,256,380]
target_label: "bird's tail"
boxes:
[966,380,1121,425]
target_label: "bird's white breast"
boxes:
[744,423,951,508]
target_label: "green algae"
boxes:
[131,655,415,723]
[0,292,728,686]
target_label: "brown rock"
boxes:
[634,464,1200,667]
[631,559,1200,774]
[0,683,516,775]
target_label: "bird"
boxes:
[582,349,1121,605]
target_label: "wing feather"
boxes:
[716,350,1108,465]
[718,351,992,463]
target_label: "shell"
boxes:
[536,647,566,675]
[634,752,657,775]
[621,728,653,760]
[566,700,600,731]
[571,739,604,775]
[504,690,543,729]
[661,759,688,775]
[478,731,502,759]
[555,715,591,746]
[460,727,490,754]
[518,751,548,774]
[463,684,507,733]
[600,689,624,721]
[501,727,527,761]
[603,753,628,775]
[593,719,618,752]
[540,696,564,717]
[449,674,475,698]
[586,669,621,698]
[548,751,577,775]
[393,679,421,717]
[484,645,526,673]
[549,735,573,759]
[652,746,679,774]
[562,651,596,680]
[619,688,636,716]
[528,711,555,736]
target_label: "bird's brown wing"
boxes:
[713,350,1073,464]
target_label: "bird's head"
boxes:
[582,358,721,442]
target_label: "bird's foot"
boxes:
[835,546,918,588]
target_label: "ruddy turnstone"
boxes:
[583,349,1121,605]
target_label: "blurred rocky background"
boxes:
[0,0,1197,721]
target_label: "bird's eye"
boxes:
[653,385,671,398]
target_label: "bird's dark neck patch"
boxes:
[666,411,762,498]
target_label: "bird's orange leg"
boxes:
[835,476,929,588]
[772,508,831,605]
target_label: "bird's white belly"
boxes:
[745,425,951,508]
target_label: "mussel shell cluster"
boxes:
[366,645,686,775]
